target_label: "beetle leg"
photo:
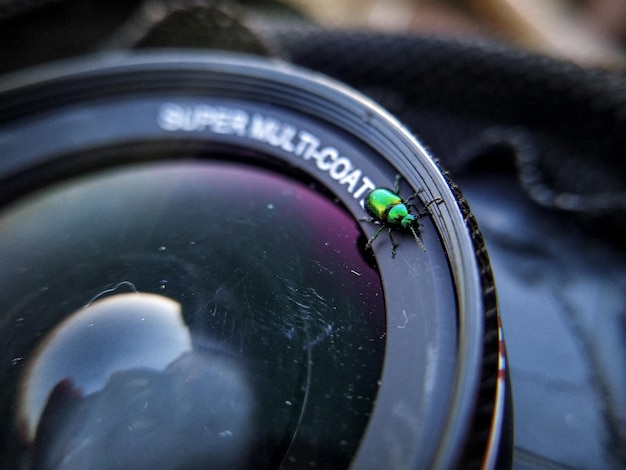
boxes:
[405,188,424,205]
[387,227,398,258]
[365,224,385,250]
[415,197,443,218]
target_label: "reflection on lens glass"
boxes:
[0,160,386,469]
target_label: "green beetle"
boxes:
[362,176,441,257]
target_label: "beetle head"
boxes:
[401,213,416,228]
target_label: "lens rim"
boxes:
[0,51,507,468]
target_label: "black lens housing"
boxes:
[0,52,511,468]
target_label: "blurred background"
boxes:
[2,0,626,72]
[285,0,626,68]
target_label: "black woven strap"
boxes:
[268,28,626,221]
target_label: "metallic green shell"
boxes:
[365,188,408,226]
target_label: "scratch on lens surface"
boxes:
[307,323,334,348]
[308,258,334,275]
[85,280,137,307]
[279,282,338,462]
[397,309,409,329]
[232,216,260,227]
[232,252,268,284]
[196,253,268,317]
[243,283,252,318]
[284,281,334,350]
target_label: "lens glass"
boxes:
[0,160,385,468]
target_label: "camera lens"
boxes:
[0,52,509,468]
[3,160,385,468]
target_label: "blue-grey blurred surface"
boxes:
[460,173,626,469]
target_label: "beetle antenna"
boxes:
[409,226,426,252]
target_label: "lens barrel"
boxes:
[0,52,510,469]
